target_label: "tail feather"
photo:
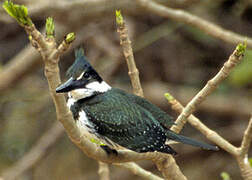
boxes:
[166,131,219,151]
[157,144,177,155]
[74,47,84,58]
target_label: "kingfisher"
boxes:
[56,48,218,155]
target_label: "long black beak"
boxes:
[56,77,77,93]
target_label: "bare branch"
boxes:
[165,93,239,156]
[1,122,64,180]
[25,24,47,53]
[98,162,110,180]
[0,44,40,92]
[154,156,187,180]
[136,0,252,48]
[115,162,164,180]
[116,10,186,180]
[170,43,246,133]
[11,18,169,165]
[236,156,252,180]
[240,115,252,160]
[116,10,144,97]
[235,115,252,180]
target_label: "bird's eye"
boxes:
[83,72,90,78]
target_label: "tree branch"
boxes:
[165,93,239,156]
[1,122,64,180]
[116,10,144,97]
[136,0,252,48]
[98,162,110,180]
[115,162,163,180]
[2,2,179,167]
[236,115,252,180]
[116,10,186,180]
[170,43,246,133]
[165,84,252,180]
[240,115,252,158]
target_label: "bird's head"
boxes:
[56,48,111,100]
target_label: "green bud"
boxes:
[235,41,246,56]
[46,17,55,38]
[65,32,75,44]
[220,172,231,180]
[164,93,174,102]
[115,10,124,25]
[2,1,32,26]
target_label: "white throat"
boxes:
[67,81,111,105]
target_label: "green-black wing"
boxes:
[81,89,174,153]
[113,88,174,128]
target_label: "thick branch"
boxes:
[115,162,164,180]
[154,157,187,180]
[16,20,172,165]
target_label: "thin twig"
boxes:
[240,115,252,160]
[165,94,239,156]
[1,122,64,180]
[98,162,110,180]
[166,96,252,180]
[116,10,144,97]
[136,0,252,48]
[116,10,186,180]
[170,43,246,133]
[236,115,252,180]
[15,15,170,165]
[0,44,40,92]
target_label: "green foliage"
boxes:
[235,42,246,57]
[115,10,124,25]
[46,17,55,38]
[2,0,32,26]
[228,49,252,86]
[220,172,231,180]
[164,92,174,102]
[249,157,252,167]
[65,32,76,44]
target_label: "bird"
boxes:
[56,48,219,155]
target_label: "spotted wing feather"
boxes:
[78,89,176,154]
[112,88,174,128]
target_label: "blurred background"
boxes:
[0,0,251,179]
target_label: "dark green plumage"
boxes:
[66,48,102,82]
[56,47,219,155]
[70,88,176,154]
[69,88,218,154]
